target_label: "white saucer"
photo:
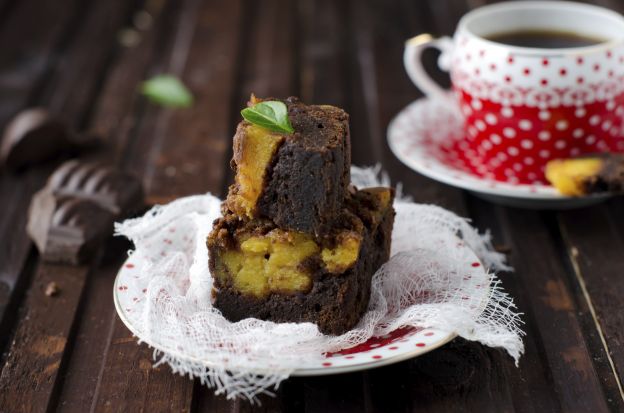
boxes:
[113,234,490,376]
[387,94,612,209]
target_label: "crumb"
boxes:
[45,282,60,297]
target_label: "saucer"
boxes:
[113,233,490,376]
[387,93,612,209]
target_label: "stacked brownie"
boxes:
[208,97,395,335]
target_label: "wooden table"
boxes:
[1,0,623,411]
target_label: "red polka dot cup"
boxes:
[404,1,624,184]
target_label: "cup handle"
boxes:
[403,34,454,99]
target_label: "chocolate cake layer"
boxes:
[210,187,394,335]
[225,97,350,236]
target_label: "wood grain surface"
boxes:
[0,0,623,412]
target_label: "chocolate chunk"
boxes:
[27,160,144,264]
[27,190,114,265]
[1,108,70,170]
[46,160,144,215]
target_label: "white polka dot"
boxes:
[555,140,567,149]
[503,127,516,138]
[508,176,519,184]
[497,152,508,162]
[528,172,537,180]
[597,141,608,150]
[476,165,488,174]
[538,131,551,141]
[572,128,584,138]
[475,120,486,131]
[602,120,612,131]
[490,159,500,167]
[462,105,472,116]
[539,149,550,158]
[539,110,551,120]
[519,120,532,130]
[482,140,493,150]
[513,163,523,171]
[611,127,619,135]
[508,146,519,156]
[521,139,534,149]
[556,120,568,130]
[617,106,624,116]
[607,100,616,110]
[485,113,498,125]
[471,99,483,110]
[468,126,478,137]
[575,107,586,118]
[459,141,469,150]
[501,107,514,118]
[570,147,580,156]
[504,168,514,177]
[589,115,601,125]
[586,135,596,144]
[490,134,502,144]
[524,157,534,165]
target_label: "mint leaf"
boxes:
[241,101,294,133]
[141,75,193,108]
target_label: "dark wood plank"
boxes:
[0,264,88,413]
[53,5,189,410]
[91,0,245,411]
[494,207,612,412]
[558,207,624,408]
[0,0,84,350]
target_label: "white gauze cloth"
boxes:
[115,166,524,401]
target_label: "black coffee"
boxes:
[486,30,606,48]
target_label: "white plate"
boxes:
[113,236,490,376]
[387,94,612,209]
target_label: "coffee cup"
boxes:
[404,1,624,184]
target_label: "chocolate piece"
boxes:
[26,160,144,264]
[1,108,69,170]
[1,109,104,171]
[27,190,114,265]
[225,96,350,236]
[209,188,395,335]
[46,160,144,215]
[546,153,624,196]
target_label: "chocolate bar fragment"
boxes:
[27,191,114,265]
[47,160,144,215]
[0,108,101,171]
[225,97,350,236]
[27,160,144,264]
[209,187,394,335]
[545,153,624,196]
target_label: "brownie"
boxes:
[225,96,350,236]
[209,187,395,335]
[546,153,624,196]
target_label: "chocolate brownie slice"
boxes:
[546,153,624,196]
[225,96,350,236]
[209,187,394,335]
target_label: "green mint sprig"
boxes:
[140,75,193,108]
[241,101,294,133]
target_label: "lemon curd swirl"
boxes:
[229,124,284,217]
[216,229,362,297]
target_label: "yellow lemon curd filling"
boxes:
[218,229,362,297]
[545,158,603,196]
[229,124,284,217]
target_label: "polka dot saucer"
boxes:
[387,94,613,209]
[114,234,491,376]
